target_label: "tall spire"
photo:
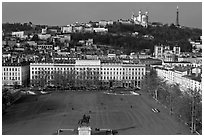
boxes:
[176,6,179,26]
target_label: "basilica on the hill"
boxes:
[131,10,148,27]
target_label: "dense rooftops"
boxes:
[2,61,30,66]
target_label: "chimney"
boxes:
[11,58,13,63]
[195,67,199,77]
[187,68,192,75]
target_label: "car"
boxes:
[151,108,160,113]
[130,91,140,95]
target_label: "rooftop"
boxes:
[2,61,30,66]
[183,74,202,82]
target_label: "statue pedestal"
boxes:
[78,126,91,135]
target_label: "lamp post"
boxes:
[169,93,172,115]
[169,84,174,115]
[191,89,196,133]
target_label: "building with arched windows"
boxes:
[131,10,148,27]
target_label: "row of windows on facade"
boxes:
[158,71,201,85]
[31,70,145,75]
[2,77,21,80]
[2,72,20,76]
[31,67,145,71]
[157,73,201,91]
[31,75,144,80]
[3,68,20,72]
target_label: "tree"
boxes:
[141,69,161,96]
[31,34,39,42]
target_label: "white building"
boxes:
[41,28,47,34]
[38,34,51,40]
[155,66,202,94]
[30,60,146,88]
[154,45,180,61]
[61,26,73,33]
[37,44,53,50]
[93,28,108,33]
[12,31,24,38]
[131,10,148,27]
[2,62,30,86]
[173,46,181,55]
[107,54,116,58]
[178,57,202,66]
[154,45,164,59]
[99,20,114,27]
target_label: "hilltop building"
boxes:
[131,10,148,27]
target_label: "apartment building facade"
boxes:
[30,60,146,88]
[2,62,30,86]
[155,66,202,94]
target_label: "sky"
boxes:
[2,2,202,28]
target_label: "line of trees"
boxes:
[30,69,102,90]
[142,69,202,134]
[2,88,22,114]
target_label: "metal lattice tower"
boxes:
[176,6,179,26]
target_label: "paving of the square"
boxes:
[2,90,191,135]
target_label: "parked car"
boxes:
[151,108,160,113]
